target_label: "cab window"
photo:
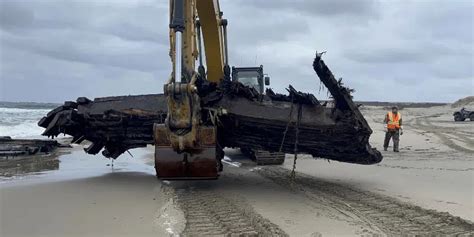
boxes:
[235,71,259,91]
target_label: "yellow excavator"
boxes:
[39,0,382,180]
[153,0,222,179]
[154,0,288,178]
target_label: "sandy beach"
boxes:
[1,103,473,236]
[1,0,472,235]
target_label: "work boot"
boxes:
[383,147,388,151]
[394,149,399,152]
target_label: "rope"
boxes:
[279,95,294,152]
[290,103,303,180]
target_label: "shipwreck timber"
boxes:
[214,54,380,164]
[0,136,61,157]
[39,94,167,158]
[38,55,382,166]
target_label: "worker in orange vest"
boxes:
[383,106,403,152]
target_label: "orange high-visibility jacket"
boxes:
[386,112,401,130]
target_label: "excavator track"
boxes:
[241,148,285,165]
[254,150,285,165]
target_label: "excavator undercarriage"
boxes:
[39,55,382,179]
[241,148,285,165]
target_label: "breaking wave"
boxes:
[0,106,52,138]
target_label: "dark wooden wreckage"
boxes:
[39,55,382,166]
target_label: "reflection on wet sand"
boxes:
[0,156,60,177]
[0,137,73,177]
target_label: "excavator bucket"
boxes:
[153,147,218,179]
[153,124,219,179]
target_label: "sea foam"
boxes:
[0,107,51,138]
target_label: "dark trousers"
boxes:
[384,130,400,151]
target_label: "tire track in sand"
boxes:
[413,116,474,153]
[175,188,288,236]
[257,166,474,236]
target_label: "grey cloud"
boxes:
[1,0,170,73]
[2,30,168,72]
[429,56,473,80]
[232,0,378,17]
[345,47,433,64]
[0,0,472,103]
[0,1,169,43]
[344,41,471,64]
[1,46,167,102]
[220,1,310,47]
[407,1,473,43]
[0,2,35,29]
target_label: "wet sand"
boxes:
[0,147,177,237]
[1,104,473,236]
[1,173,169,237]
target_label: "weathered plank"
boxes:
[0,136,60,157]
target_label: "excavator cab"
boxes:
[232,66,286,165]
[232,66,270,94]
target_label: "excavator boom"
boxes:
[196,0,226,83]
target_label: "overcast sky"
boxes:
[0,0,472,103]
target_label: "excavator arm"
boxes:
[168,0,226,83]
[153,0,232,179]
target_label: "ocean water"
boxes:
[0,102,59,138]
